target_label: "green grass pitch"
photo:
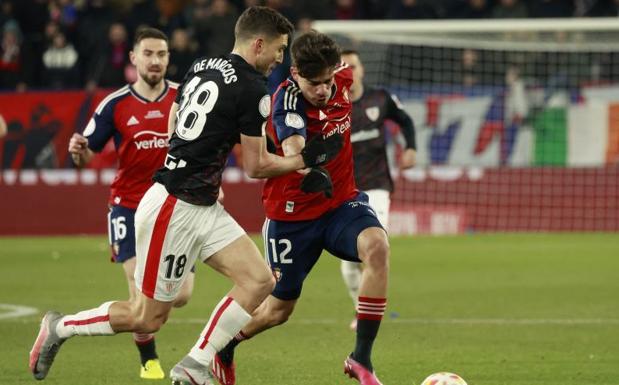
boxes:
[1,233,618,384]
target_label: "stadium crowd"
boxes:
[0,0,618,91]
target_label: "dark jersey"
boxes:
[154,54,270,205]
[351,87,416,192]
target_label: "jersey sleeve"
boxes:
[82,99,116,153]
[385,91,417,150]
[271,84,307,142]
[238,81,270,137]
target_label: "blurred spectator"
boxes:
[492,0,529,18]
[168,28,196,82]
[529,0,574,18]
[265,0,298,24]
[87,22,129,89]
[0,24,25,90]
[448,0,491,18]
[387,0,437,19]
[0,1,18,31]
[42,31,79,89]
[334,0,358,20]
[192,0,237,57]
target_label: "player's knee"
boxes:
[362,233,390,271]
[256,273,276,299]
[132,311,168,333]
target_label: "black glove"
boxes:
[265,134,277,154]
[300,167,333,198]
[300,134,343,167]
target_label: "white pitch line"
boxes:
[0,303,38,320]
[166,317,619,326]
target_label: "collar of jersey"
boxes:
[128,80,170,104]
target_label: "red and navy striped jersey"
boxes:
[263,63,358,221]
[83,81,178,209]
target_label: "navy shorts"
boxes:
[107,205,137,263]
[263,193,384,300]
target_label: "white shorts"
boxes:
[365,189,390,230]
[134,183,245,302]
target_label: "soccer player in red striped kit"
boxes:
[212,31,390,385]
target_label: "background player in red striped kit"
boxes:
[213,31,390,385]
[30,7,341,385]
[340,49,417,331]
[66,27,193,380]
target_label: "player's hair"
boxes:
[235,6,294,42]
[134,27,168,47]
[341,49,359,57]
[291,30,341,79]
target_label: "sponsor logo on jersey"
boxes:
[365,106,380,122]
[285,112,304,129]
[259,94,271,118]
[133,130,169,150]
[127,116,140,126]
[145,110,164,119]
[350,128,380,143]
[324,115,351,137]
[285,201,294,213]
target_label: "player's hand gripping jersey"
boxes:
[154,54,270,205]
[263,63,357,221]
[84,81,178,209]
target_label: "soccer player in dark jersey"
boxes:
[212,31,390,385]
[67,27,193,379]
[340,49,417,331]
[30,7,341,384]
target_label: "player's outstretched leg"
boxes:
[29,311,67,380]
[344,227,389,385]
[341,260,362,330]
[170,355,215,385]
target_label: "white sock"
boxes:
[341,260,362,307]
[56,301,116,338]
[189,297,251,367]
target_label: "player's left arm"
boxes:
[385,92,417,169]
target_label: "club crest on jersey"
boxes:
[365,106,380,122]
[272,268,282,282]
[285,201,294,213]
[259,94,271,118]
[285,112,304,130]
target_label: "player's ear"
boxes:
[290,66,299,82]
[254,37,265,55]
[129,50,137,66]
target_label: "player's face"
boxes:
[131,38,169,87]
[342,53,364,86]
[292,67,335,107]
[255,34,288,76]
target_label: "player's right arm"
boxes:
[239,86,340,179]
[70,91,120,168]
[68,133,95,168]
